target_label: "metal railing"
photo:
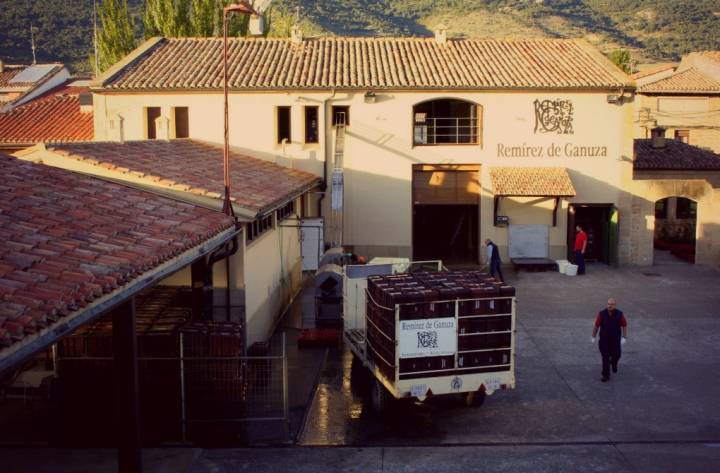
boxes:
[54,332,289,444]
[413,117,479,145]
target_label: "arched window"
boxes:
[413,99,481,146]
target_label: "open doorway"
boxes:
[567,204,618,265]
[412,165,480,264]
[653,197,697,263]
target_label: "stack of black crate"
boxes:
[366,271,515,381]
[56,286,245,444]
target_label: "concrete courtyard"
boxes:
[4,253,720,472]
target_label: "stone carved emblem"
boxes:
[534,99,574,134]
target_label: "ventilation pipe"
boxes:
[291,26,303,44]
[108,114,124,143]
[434,24,448,44]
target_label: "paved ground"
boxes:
[3,253,720,471]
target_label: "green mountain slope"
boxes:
[2,0,719,74]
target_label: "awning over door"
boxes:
[490,167,576,226]
[490,167,576,197]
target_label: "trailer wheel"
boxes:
[371,377,391,414]
[464,391,486,407]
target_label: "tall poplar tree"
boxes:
[143,0,191,38]
[97,0,135,72]
[191,0,218,37]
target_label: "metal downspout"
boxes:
[317,89,336,216]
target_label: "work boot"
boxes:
[601,376,609,382]
[612,364,618,373]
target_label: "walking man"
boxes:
[592,298,628,382]
[574,225,587,275]
[485,239,504,282]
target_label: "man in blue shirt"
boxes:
[484,239,504,282]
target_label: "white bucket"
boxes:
[556,259,569,274]
[565,264,578,276]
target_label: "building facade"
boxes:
[89,32,720,268]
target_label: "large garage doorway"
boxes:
[412,164,480,264]
[567,204,618,265]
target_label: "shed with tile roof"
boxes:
[0,153,237,372]
[16,139,321,345]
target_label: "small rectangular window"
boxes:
[332,106,349,126]
[146,107,161,139]
[674,129,689,144]
[278,200,295,221]
[246,213,276,245]
[173,107,189,138]
[277,106,291,144]
[304,106,319,143]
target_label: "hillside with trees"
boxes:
[1,0,719,74]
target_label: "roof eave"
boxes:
[97,84,632,94]
[91,37,165,90]
[256,178,322,216]
[0,225,240,376]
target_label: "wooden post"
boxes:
[113,298,142,473]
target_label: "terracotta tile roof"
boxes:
[100,37,629,91]
[0,154,234,352]
[490,167,576,196]
[634,139,720,170]
[0,85,94,145]
[48,140,320,214]
[696,51,720,63]
[638,67,720,93]
[0,67,25,88]
[629,63,676,80]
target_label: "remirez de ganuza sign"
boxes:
[399,318,457,359]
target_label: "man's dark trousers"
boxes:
[490,260,504,283]
[598,309,623,379]
[575,250,585,274]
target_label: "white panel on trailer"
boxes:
[508,224,549,258]
[300,218,324,271]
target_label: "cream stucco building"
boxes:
[87,30,720,268]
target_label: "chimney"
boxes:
[78,92,93,113]
[434,24,448,44]
[155,116,171,141]
[108,114,124,143]
[650,127,666,149]
[291,25,303,44]
[249,14,264,35]
[0,59,4,73]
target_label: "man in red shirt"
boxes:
[574,225,587,275]
[592,298,628,382]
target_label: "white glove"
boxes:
[621,337,626,345]
[591,337,596,343]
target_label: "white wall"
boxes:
[243,208,303,346]
[95,89,634,261]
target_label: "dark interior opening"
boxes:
[332,106,349,126]
[568,204,615,264]
[146,107,161,139]
[413,204,478,264]
[174,107,189,138]
[277,106,291,144]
